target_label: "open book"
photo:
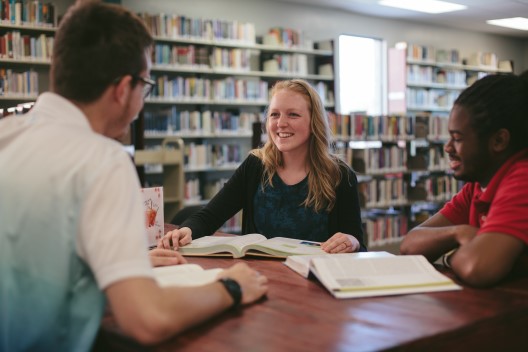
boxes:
[178,233,326,258]
[153,264,223,287]
[307,255,461,299]
[284,251,394,278]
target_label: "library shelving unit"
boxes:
[388,43,513,115]
[356,42,514,253]
[134,137,185,222]
[0,9,56,117]
[135,13,335,232]
[330,112,463,254]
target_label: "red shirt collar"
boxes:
[478,148,528,204]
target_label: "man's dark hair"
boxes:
[454,70,528,153]
[51,0,153,102]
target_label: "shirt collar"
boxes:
[479,148,528,203]
[30,92,93,132]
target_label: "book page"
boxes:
[284,251,394,278]
[245,237,326,258]
[312,255,461,298]
[153,264,223,287]
[179,233,267,257]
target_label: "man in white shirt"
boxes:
[0,2,267,351]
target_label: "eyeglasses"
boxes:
[132,75,156,99]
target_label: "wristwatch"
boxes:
[219,278,242,309]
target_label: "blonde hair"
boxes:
[251,79,341,212]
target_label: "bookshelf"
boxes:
[330,112,463,253]
[0,4,56,117]
[388,44,513,115]
[373,42,514,253]
[135,12,336,232]
[134,137,185,222]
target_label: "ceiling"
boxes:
[279,0,528,38]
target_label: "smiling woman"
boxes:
[158,79,367,254]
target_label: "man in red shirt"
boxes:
[400,71,528,287]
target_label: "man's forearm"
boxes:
[400,226,460,261]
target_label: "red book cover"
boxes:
[22,34,30,58]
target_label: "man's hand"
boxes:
[217,263,268,305]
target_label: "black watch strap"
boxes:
[219,278,242,308]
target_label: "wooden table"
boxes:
[95,228,528,351]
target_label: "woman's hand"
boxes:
[321,232,360,253]
[148,248,187,267]
[157,227,193,250]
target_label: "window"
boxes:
[335,34,387,115]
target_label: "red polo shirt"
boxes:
[440,148,528,244]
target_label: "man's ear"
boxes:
[490,128,510,152]
[113,75,132,106]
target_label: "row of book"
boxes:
[138,12,256,44]
[360,174,462,209]
[406,43,436,62]
[139,12,318,51]
[426,116,449,141]
[151,75,269,102]
[406,43,505,70]
[467,51,498,68]
[0,0,55,27]
[211,47,253,71]
[262,27,310,49]
[349,147,408,175]
[328,113,415,141]
[326,113,454,142]
[407,65,467,87]
[364,213,408,246]
[359,177,407,208]
[147,77,333,106]
[0,67,37,96]
[0,31,53,60]
[184,142,244,170]
[427,145,449,171]
[153,44,210,68]
[407,88,459,110]
[152,43,334,78]
[262,53,308,75]
[422,175,461,202]
[143,108,259,135]
[184,177,229,204]
[153,44,256,72]
[328,113,452,142]
[336,146,452,176]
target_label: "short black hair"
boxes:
[454,70,528,153]
[51,0,153,102]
